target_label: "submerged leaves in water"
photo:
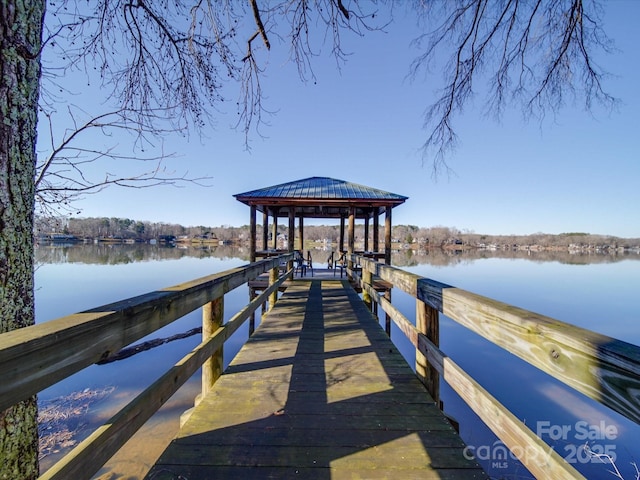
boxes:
[38,386,116,459]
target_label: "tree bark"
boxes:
[0,1,45,478]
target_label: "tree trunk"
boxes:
[0,1,45,478]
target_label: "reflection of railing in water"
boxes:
[0,253,294,480]
[347,253,640,479]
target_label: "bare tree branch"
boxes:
[249,0,271,51]
[409,0,618,174]
[35,106,211,216]
[40,0,618,187]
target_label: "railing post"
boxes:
[362,264,372,312]
[202,296,224,398]
[416,299,440,405]
[268,265,278,311]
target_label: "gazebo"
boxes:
[234,177,408,264]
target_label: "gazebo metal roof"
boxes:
[234,177,407,218]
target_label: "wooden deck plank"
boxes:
[146,280,487,479]
[248,269,392,293]
[146,466,484,480]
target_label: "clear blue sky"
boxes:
[48,2,640,237]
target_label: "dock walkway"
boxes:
[146,279,487,479]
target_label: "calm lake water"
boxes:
[34,244,640,479]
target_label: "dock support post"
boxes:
[373,208,380,253]
[271,207,279,250]
[347,206,355,275]
[362,265,372,312]
[262,208,268,250]
[416,299,440,404]
[269,266,278,311]
[288,208,295,252]
[250,205,256,262]
[288,208,296,275]
[364,214,370,252]
[202,296,224,398]
[299,214,304,252]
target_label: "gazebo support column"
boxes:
[373,208,380,253]
[288,208,296,274]
[347,206,355,275]
[364,213,370,252]
[269,206,279,312]
[385,206,392,264]
[262,208,268,250]
[298,214,304,252]
[339,215,345,252]
[348,206,355,254]
[249,205,256,262]
[271,207,279,250]
[288,208,295,252]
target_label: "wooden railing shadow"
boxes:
[145,280,480,478]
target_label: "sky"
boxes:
[41,2,640,238]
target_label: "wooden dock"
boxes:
[145,279,487,479]
[248,268,392,293]
[9,252,635,479]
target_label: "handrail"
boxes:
[0,253,293,480]
[348,253,640,479]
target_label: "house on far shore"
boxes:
[37,233,80,244]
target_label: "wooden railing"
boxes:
[347,253,640,479]
[0,253,294,480]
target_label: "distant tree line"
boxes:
[36,217,640,250]
[404,226,640,250]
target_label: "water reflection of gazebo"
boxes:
[234,177,407,264]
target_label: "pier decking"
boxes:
[145,279,486,479]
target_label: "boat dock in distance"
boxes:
[146,275,487,479]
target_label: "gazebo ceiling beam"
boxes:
[237,201,402,219]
